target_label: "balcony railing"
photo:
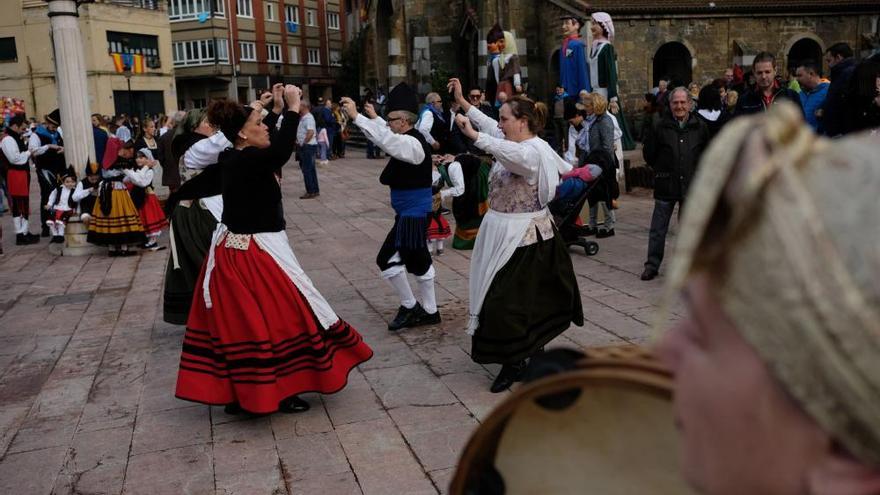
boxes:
[101,0,162,9]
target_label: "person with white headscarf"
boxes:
[589,12,635,150]
[655,102,880,494]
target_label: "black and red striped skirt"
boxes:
[175,237,373,414]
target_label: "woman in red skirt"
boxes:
[175,84,373,415]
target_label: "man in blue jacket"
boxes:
[795,60,829,133]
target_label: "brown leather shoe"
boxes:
[299,192,317,199]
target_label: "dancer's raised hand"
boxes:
[283,85,302,112]
[339,97,358,120]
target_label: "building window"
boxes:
[267,43,282,63]
[236,0,252,17]
[289,46,300,64]
[266,2,276,21]
[239,41,256,61]
[306,9,316,26]
[216,38,229,62]
[0,37,17,62]
[107,31,161,68]
[327,12,339,30]
[329,49,341,66]
[172,38,227,67]
[284,4,299,23]
[167,0,223,21]
[307,48,319,65]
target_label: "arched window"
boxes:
[653,42,692,88]
[787,38,823,76]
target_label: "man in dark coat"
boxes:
[157,111,185,192]
[641,87,710,281]
[736,52,800,116]
[821,42,857,137]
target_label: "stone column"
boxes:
[47,0,95,177]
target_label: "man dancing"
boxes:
[341,83,441,331]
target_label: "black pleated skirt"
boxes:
[162,202,218,325]
[471,230,584,365]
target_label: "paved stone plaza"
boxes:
[0,151,679,494]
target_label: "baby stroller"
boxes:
[550,180,600,256]
[549,150,616,257]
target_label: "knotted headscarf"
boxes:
[591,12,615,42]
[657,103,880,465]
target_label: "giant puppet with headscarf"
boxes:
[485,24,523,106]
[589,12,635,149]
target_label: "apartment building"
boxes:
[171,0,351,108]
[0,0,176,119]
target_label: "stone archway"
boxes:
[785,35,825,75]
[652,42,693,88]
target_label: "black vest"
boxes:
[79,178,98,213]
[0,131,28,171]
[427,110,450,152]
[379,128,433,190]
[52,185,78,209]
[34,131,65,174]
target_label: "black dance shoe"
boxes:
[388,303,423,331]
[490,361,527,393]
[596,228,616,238]
[640,267,658,281]
[411,307,441,327]
[279,396,310,413]
[224,403,244,415]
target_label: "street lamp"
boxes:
[123,66,133,116]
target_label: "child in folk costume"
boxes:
[87,142,146,256]
[427,156,465,255]
[175,85,373,415]
[44,167,78,243]
[449,78,583,393]
[125,148,168,251]
[72,162,101,227]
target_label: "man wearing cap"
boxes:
[29,109,65,237]
[655,104,880,494]
[340,83,441,331]
[559,14,591,100]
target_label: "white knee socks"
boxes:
[383,267,417,309]
[416,266,437,314]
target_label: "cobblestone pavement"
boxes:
[0,150,681,494]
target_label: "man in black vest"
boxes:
[341,83,441,331]
[28,109,65,237]
[416,92,449,153]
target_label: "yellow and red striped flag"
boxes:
[111,53,125,73]
[131,54,145,73]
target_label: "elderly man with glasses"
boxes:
[341,83,442,332]
[416,92,449,153]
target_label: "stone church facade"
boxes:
[358,0,878,122]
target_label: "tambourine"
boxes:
[450,346,695,495]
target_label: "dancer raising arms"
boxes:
[448,78,584,393]
[175,85,372,415]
